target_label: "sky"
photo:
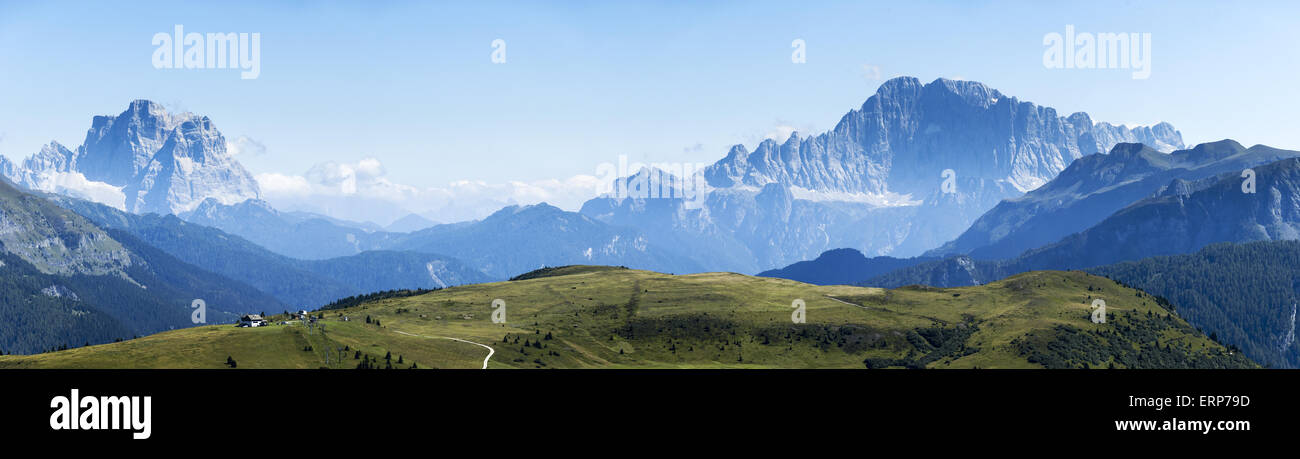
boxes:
[1,0,1298,224]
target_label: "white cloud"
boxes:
[256,157,603,224]
[254,171,312,196]
[861,64,883,81]
[27,171,126,210]
[764,125,799,142]
[226,135,267,157]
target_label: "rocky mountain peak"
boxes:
[703,76,1185,198]
[5,100,262,215]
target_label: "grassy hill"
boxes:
[0,266,1255,369]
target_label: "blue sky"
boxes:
[2,0,1298,222]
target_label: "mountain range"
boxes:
[857,152,1300,289]
[5,80,1184,278]
[48,194,492,307]
[929,140,1300,260]
[583,77,1184,273]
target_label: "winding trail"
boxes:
[394,330,495,369]
[825,295,872,310]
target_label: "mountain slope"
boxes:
[1089,241,1300,369]
[1014,155,1300,271]
[0,179,284,354]
[930,140,1300,259]
[0,251,135,354]
[296,251,493,293]
[389,203,705,279]
[0,267,1253,369]
[181,198,400,260]
[52,195,491,307]
[866,153,1300,291]
[386,213,437,233]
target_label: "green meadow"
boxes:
[0,266,1255,369]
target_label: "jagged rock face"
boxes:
[24,142,78,173]
[585,77,1185,272]
[4,100,261,215]
[3,142,77,187]
[0,155,16,182]
[704,77,1185,196]
[78,100,179,185]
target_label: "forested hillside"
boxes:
[1089,241,1300,368]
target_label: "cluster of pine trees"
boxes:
[319,288,438,312]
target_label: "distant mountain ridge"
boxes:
[929,140,1300,259]
[387,202,706,279]
[50,195,491,307]
[180,198,399,260]
[860,152,1300,289]
[756,248,932,285]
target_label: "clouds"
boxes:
[26,170,127,210]
[256,157,604,224]
[861,64,883,81]
[764,124,800,142]
[225,135,267,157]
